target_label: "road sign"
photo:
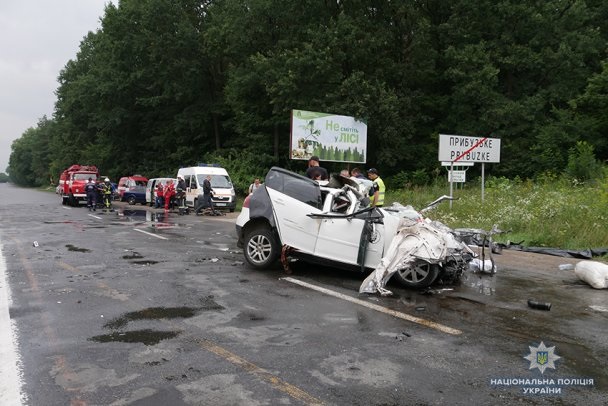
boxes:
[441,161,474,167]
[438,134,501,163]
[448,170,466,183]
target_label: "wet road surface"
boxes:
[0,183,606,405]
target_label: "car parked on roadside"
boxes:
[177,165,237,212]
[117,175,149,205]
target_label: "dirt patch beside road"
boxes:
[491,248,583,274]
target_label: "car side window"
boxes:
[265,170,322,209]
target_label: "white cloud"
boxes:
[0,1,113,173]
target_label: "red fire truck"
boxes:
[59,165,100,206]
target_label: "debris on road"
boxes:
[527,299,551,311]
[468,258,496,274]
[421,288,454,295]
[574,260,608,289]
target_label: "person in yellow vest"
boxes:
[367,168,385,207]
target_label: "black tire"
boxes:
[127,195,136,205]
[69,194,76,207]
[229,208,235,213]
[393,262,440,289]
[243,225,279,269]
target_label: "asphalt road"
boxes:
[0,183,606,405]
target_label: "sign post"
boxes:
[438,134,501,205]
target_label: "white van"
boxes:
[177,165,236,212]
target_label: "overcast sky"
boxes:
[0,1,114,173]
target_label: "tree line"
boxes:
[7,0,608,193]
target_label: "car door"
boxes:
[185,175,197,206]
[314,202,386,268]
[264,169,323,255]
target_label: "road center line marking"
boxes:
[87,214,102,220]
[133,228,168,240]
[281,277,462,336]
[197,339,324,406]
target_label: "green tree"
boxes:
[8,117,53,186]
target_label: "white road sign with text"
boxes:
[438,134,501,163]
[448,170,466,183]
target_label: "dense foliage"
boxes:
[8,0,608,194]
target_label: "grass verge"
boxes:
[387,176,608,251]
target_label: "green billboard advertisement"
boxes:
[290,109,367,163]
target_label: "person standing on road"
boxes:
[164,179,175,211]
[195,175,215,215]
[202,175,214,211]
[85,177,97,211]
[248,178,262,195]
[176,176,187,210]
[367,168,385,207]
[100,177,114,209]
[305,156,328,180]
[155,182,164,209]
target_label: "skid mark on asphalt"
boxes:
[281,277,462,336]
[197,339,324,406]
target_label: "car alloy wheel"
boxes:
[394,262,440,288]
[244,226,278,269]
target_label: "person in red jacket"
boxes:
[164,179,175,210]
[155,182,165,209]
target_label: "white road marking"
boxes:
[61,206,71,210]
[88,214,102,220]
[0,239,26,405]
[133,228,168,240]
[281,277,462,335]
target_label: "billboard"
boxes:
[290,109,367,163]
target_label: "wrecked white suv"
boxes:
[236,167,474,289]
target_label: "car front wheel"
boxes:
[127,195,136,205]
[393,262,440,289]
[243,225,279,269]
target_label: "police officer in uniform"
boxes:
[367,168,385,208]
